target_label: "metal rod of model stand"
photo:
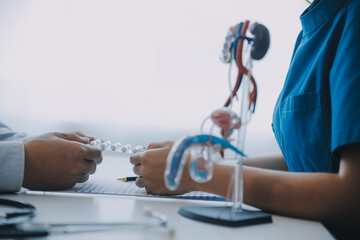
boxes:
[231,70,250,215]
[232,159,243,214]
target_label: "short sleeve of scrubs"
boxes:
[271,0,360,173]
[329,11,360,154]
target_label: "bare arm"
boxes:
[131,141,360,229]
[197,143,360,229]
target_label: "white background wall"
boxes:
[0,0,309,156]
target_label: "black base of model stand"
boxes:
[179,206,272,227]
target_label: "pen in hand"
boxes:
[117,176,138,182]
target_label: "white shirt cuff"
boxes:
[0,141,25,192]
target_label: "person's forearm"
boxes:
[192,162,290,199]
[244,166,359,228]
[194,153,288,196]
[194,164,359,228]
[194,164,233,198]
[244,167,359,226]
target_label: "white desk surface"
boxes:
[1,151,334,240]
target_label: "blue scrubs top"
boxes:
[272,0,360,173]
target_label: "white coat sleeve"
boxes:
[0,122,28,192]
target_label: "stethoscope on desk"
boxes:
[0,198,175,238]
